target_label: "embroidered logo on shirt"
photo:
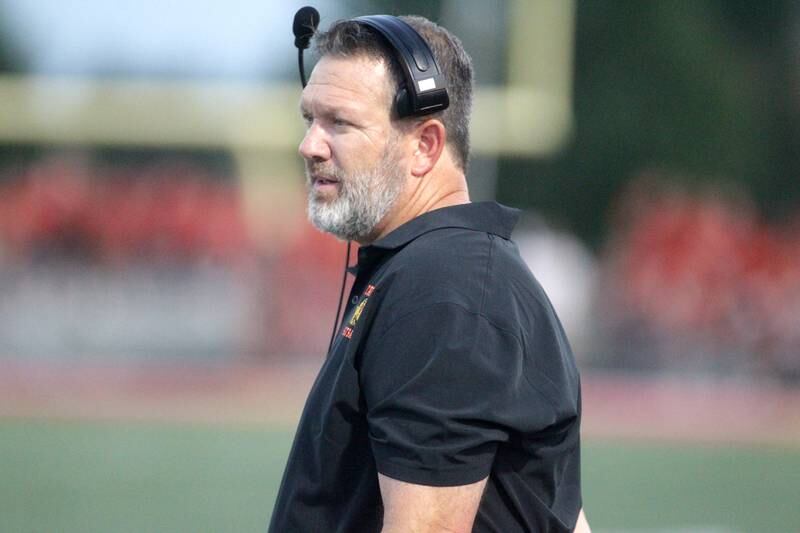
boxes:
[350,299,367,326]
[341,284,377,339]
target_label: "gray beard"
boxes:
[306,149,405,242]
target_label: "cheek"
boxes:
[333,137,385,170]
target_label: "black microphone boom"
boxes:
[293,6,319,87]
[290,6,351,353]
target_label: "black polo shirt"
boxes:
[269,202,582,533]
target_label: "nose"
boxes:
[298,123,331,162]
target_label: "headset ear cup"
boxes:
[394,86,412,118]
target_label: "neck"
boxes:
[360,164,470,245]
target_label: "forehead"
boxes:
[300,55,392,115]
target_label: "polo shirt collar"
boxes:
[369,201,520,251]
[349,202,520,275]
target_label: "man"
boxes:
[270,14,589,532]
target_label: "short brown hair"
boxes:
[314,15,474,171]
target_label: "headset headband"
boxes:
[354,15,449,117]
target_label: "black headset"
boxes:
[292,7,450,118]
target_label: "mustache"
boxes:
[305,162,341,180]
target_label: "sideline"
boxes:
[2,360,799,446]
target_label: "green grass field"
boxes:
[1,420,798,532]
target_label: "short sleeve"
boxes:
[360,302,544,487]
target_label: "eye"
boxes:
[332,116,350,127]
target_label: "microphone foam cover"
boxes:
[293,6,320,49]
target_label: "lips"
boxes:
[313,175,339,185]
[309,174,341,198]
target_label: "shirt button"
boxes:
[351,296,359,304]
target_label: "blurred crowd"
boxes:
[0,156,249,267]
[598,177,800,382]
[0,155,256,359]
[1,157,798,380]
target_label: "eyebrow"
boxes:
[298,100,358,123]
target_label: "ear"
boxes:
[410,119,446,177]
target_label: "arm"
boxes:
[379,474,590,533]
[379,473,487,533]
[574,508,591,533]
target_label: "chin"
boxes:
[310,190,334,202]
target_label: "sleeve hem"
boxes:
[376,459,491,487]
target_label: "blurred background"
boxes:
[1,0,799,531]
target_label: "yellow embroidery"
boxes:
[350,299,368,326]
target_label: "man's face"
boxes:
[299,55,408,242]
